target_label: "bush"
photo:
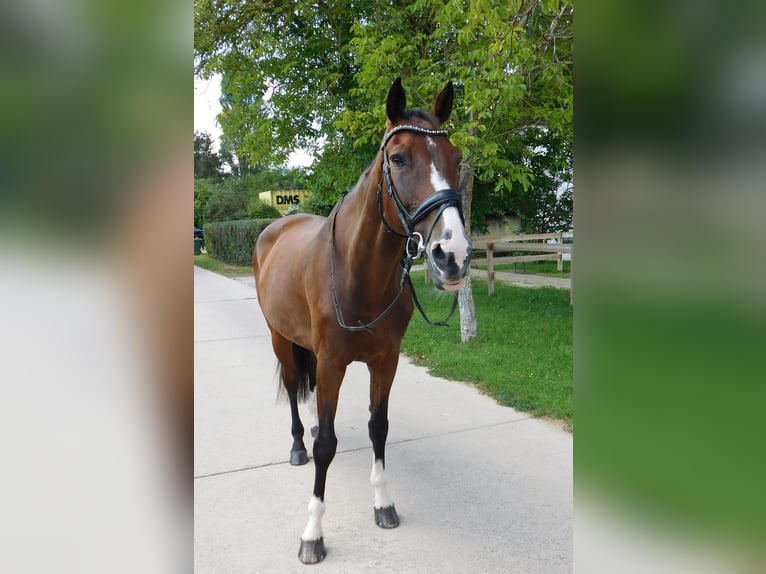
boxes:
[203,185,247,223]
[203,218,278,266]
[247,199,281,219]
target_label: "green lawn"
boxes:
[401,272,572,429]
[194,253,252,276]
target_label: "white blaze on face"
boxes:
[301,495,326,541]
[370,458,395,509]
[430,161,449,192]
[429,161,470,269]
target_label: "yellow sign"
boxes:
[258,190,312,214]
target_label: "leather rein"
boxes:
[331,124,465,333]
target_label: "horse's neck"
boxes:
[337,162,405,287]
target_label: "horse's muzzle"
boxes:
[426,235,472,291]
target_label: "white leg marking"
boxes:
[370,458,395,509]
[301,495,326,541]
[307,386,318,430]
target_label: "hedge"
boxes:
[203,218,279,266]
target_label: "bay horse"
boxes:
[253,78,472,564]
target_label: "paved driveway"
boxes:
[194,266,572,573]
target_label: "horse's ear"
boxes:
[387,77,406,123]
[430,81,454,125]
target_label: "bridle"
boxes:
[331,124,465,333]
[377,124,464,255]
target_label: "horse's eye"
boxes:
[390,154,406,167]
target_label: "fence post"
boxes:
[424,265,430,284]
[487,241,495,295]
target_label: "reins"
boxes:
[330,124,464,333]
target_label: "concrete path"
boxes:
[194,266,572,573]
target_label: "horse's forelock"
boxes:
[403,108,440,127]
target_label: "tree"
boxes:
[469,128,572,234]
[194,178,215,228]
[203,182,247,223]
[195,0,368,165]
[194,131,223,179]
[195,0,573,340]
[341,0,572,340]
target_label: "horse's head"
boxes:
[381,78,472,291]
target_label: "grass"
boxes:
[473,259,571,278]
[194,253,253,276]
[401,272,572,429]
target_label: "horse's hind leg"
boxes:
[270,330,313,466]
[367,355,400,529]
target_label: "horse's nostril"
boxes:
[431,243,446,263]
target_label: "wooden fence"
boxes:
[470,232,573,295]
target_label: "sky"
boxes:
[193,75,223,151]
[193,74,313,168]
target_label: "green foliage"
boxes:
[194,178,215,228]
[194,131,223,179]
[203,183,247,223]
[196,0,363,166]
[195,0,573,230]
[304,137,376,215]
[343,0,573,228]
[246,166,308,192]
[196,167,308,225]
[203,218,277,266]
[302,194,336,217]
[247,200,281,219]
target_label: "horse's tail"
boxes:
[277,344,316,403]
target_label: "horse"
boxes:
[253,77,472,564]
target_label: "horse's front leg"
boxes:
[368,355,400,529]
[298,360,346,565]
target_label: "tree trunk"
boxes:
[458,275,477,342]
[458,157,478,342]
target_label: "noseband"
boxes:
[331,124,464,333]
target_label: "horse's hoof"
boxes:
[374,505,400,529]
[290,449,309,466]
[298,537,326,564]
[310,425,318,439]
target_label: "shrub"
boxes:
[203,218,278,266]
[203,185,247,223]
[302,192,335,217]
[247,199,282,219]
